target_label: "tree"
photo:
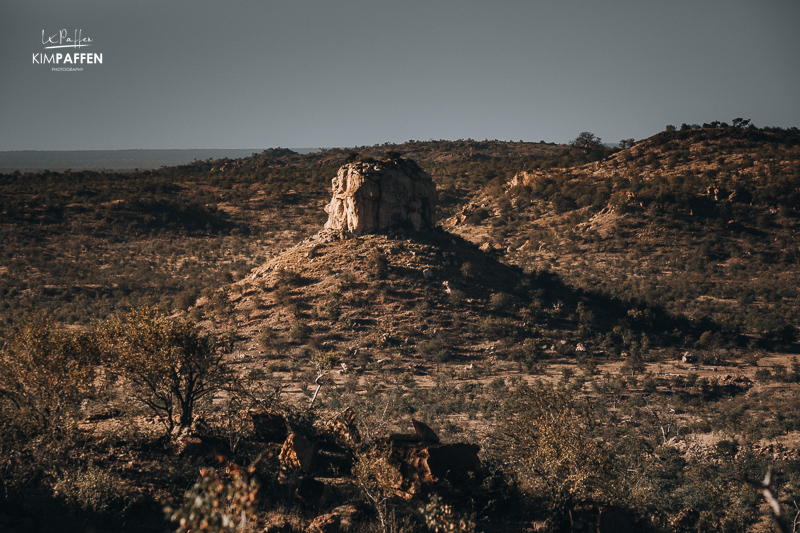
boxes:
[103,306,233,437]
[570,132,604,153]
[0,314,99,433]
[732,117,752,129]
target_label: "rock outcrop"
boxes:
[280,433,319,473]
[374,420,480,499]
[251,410,288,442]
[323,158,437,235]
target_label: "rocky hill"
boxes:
[448,125,800,351]
[210,153,713,385]
[2,125,800,533]
[213,157,542,381]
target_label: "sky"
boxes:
[1,1,798,151]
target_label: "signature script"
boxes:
[42,29,92,49]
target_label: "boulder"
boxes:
[306,513,340,533]
[330,503,370,532]
[264,518,294,533]
[280,433,319,473]
[373,421,480,499]
[251,410,288,443]
[411,419,440,443]
[449,202,491,226]
[322,408,361,448]
[294,477,328,507]
[323,159,436,235]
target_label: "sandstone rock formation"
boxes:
[448,202,490,226]
[322,408,361,448]
[280,433,318,472]
[375,420,480,499]
[374,440,481,499]
[323,158,436,235]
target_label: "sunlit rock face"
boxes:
[323,158,436,235]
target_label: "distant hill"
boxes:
[0,148,321,172]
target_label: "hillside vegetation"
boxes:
[1,125,800,533]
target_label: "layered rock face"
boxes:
[323,158,437,234]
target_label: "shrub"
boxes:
[448,289,466,306]
[273,285,291,306]
[289,319,312,342]
[642,374,658,392]
[276,268,302,286]
[323,300,341,321]
[419,493,476,532]
[368,250,389,280]
[52,460,133,516]
[164,460,259,533]
[0,314,99,433]
[489,292,511,312]
[754,368,772,382]
[460,262,476,280]
[419,336,449,363]
[478,317,517,340]
[492,383,618,518]
[103,306,233,437]
[353,445,405,533]
[257,326,277,348]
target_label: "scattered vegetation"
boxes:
[1,125,800,531]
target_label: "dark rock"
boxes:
[412,419,440,443]
[373,439,480,499]
[280,434,319,473]
[331,503,371,532]
[252,410,288,443]
[294,477,328,508]
[306,512,340,533]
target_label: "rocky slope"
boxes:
[447,126,800,350]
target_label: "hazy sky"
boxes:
[1,1,798,150]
